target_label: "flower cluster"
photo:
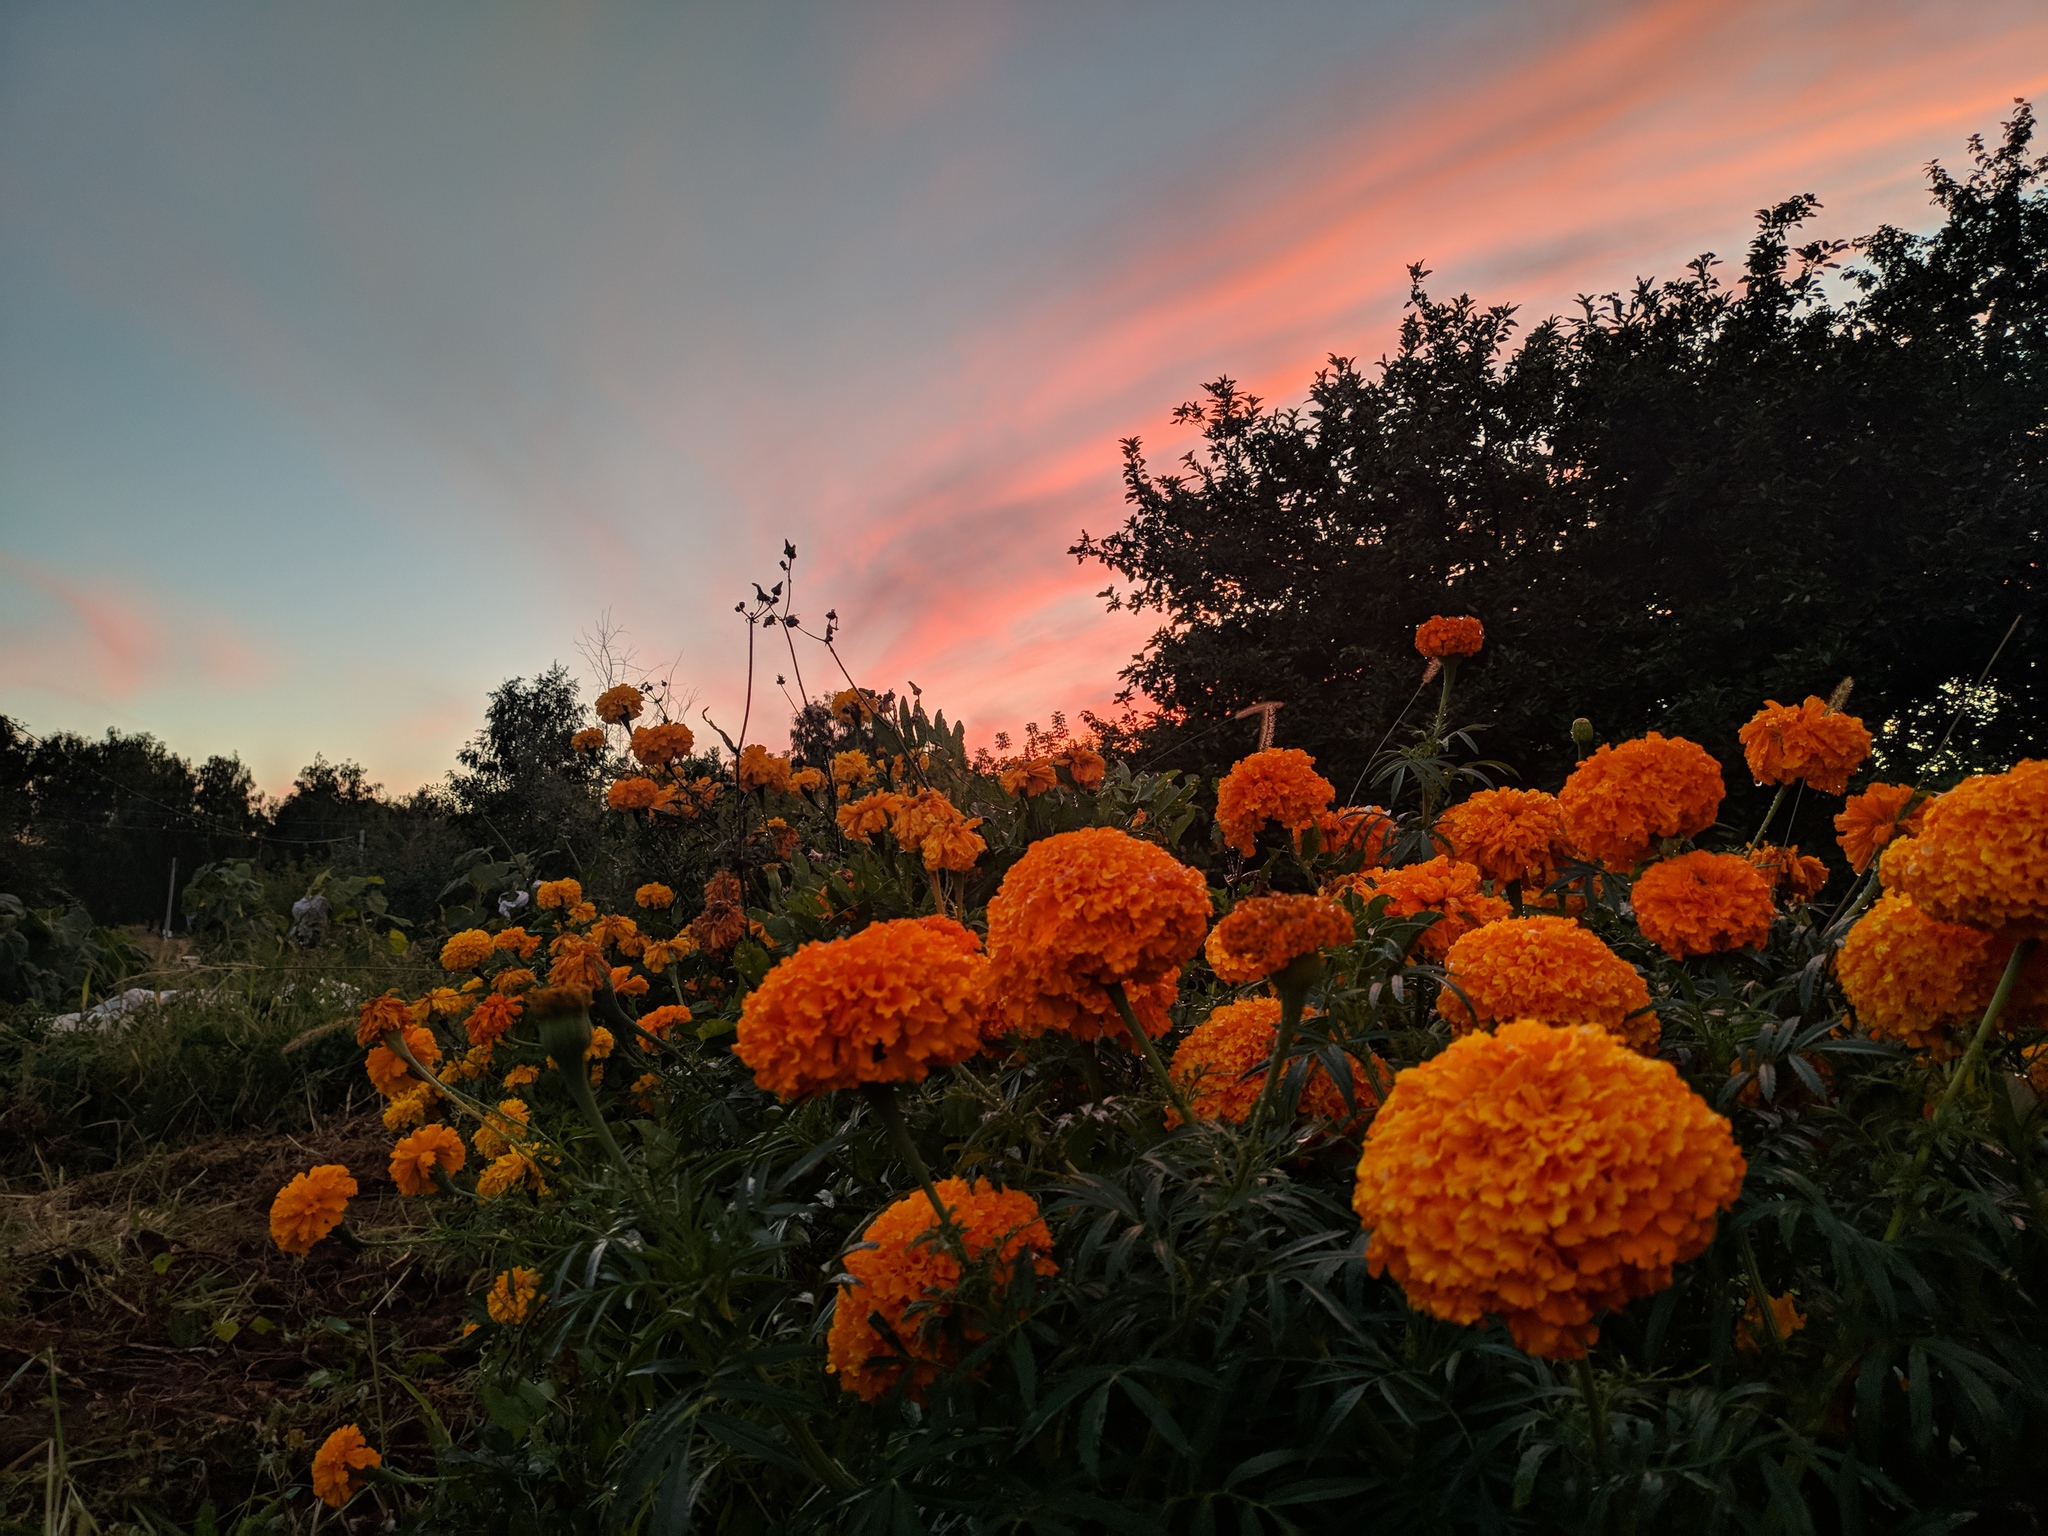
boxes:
[1435,788,1575,888]
[1559,733,1724,868]
[1215,748,1334,857]
[1339,856,1509,960]
[1880,760,2048,933]
[1413,614,1484,659]
[1354,1022,1745,1358]
[1631,851,1775,959]
[1167,996,1382,1127]
[1203,894,1352,983]
[1436,916,1656,1051]
[1737,697,1872,795]
[1836,892,2045,1055]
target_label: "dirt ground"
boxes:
[0,1110,475,1532]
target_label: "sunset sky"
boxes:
[4,0,2044,794]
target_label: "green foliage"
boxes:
[0,894,145,1009]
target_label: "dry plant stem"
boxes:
[861,1081,969,1263]
[1105,982,1196,1125]
[1884,937,2038,1243]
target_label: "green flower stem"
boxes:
[1884,936,2038,1243]
[382,1031,502,1130]
[1250,954,1322,1133]
[1576,1354,1611,1480]
[861,1081,969,1262]
[1748,782,1790,850]
[1105,982,1196,1126]
[1071,1041,1111,1105]
[554,1051,636,1187]
[1735,1227,1785,1351]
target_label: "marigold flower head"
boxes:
[271,1165,357,1255]
[691,870,749,956]
[1437,789,1575,888]
[1738,697,1872,795]
[1879,760,2048,934]
[473,1098,531,1159]
[1354,1021,1744,1358]
[608,776,679,814]
[831,687,880,723]
[1436,916,1656,1051]
[381,1082,439,1131]
[1340,857,1509,960]
[535,878,582,911]
[493,925,540,959]
[641,1003,693,1039]
[634,882,674,910]
[1065,744,1108,788]
[1414,614,1485,659]
[355,992,411,1048]
[487,1266,542,1325]
[567,900,597,925]
[595,684,644,725]
[1559,733,1725,869]
[889,789,987,872]
[1737,1293,1808,1353]
[389,1125,466,1195]
[833,749,875,789]
[1746,843,1829,902]
[837,790,903,839]
[438,929,494,973]
[571,726,606,754]
[640,936,698,973]
[1836,892,2047,1056]
[1000,758,1060,797]
[790,766,826,793]
[311,1424,380,1509]
[1313,805,1396,866]
[1204,894,1352,983]
[365,1025,441,1098]
[1834,782,1926,874]
[826,1179,1056,1403]
[476,1150,546,1200]
[1631,851,1774,959]
[736,917,987,1099]
[493,967,537,994]
[443,1042,492,1083]
[985,828,1211,1046]
[502,1063,540,1089]
[630,721,695,768]
[585,913,638,952]
[1215,748,1335,857]
[1167,996,1384,1128]
[738,744,794,794]
[411,986,469,1022]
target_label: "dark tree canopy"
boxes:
[1076,107,2045,809]
[445,664,603,863]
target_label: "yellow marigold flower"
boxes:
[585,1025,615,1061]
[365,1025,441,1098]
[1559,733,1725,869]
[311,1424,380,1509]
[493,967,538,994]
[610,967,649,997]
[1836,892,2047,1056]
[493,926,540,958]
[1354,1021,1745,1359]
[595,684,645,725]
[640,935,699,972]
[536,878,582,910]
[443,1042,492,1083]
[1880,760,2048,934]
[1167,996,1384,1128]
[1436,915,1656,1051]
[1632,851,1774,959]
[826,1179,1056,1403]
[607,776,679,814]
[438,928,494,973]
[1000,758,1060,797]
[631,721,695,768]
[380,1082,439,1131]
[1834,782,1926,874]
[465,992,520,1048]
[502,1063,540,1089]
[1215,748,1335,857]
[411,986,469,1022]
[588,913,639,951]
[831,687,879,723]
[790,766,826,793]
[1737,1292,1808,1353]
[635,882,675,910]
[1060,743,1108,789]
[630,1071,662,1111]
[1437,789,1575,888]
[270,1165,356,1255]
[1313,804,1395,866]
[547,938,611,998]
[487,1266,542,1325]
[354,992,411,1048]
[389,1125,466,1195]
[1413,614,1485,659]
[736,917,987,1099]
[838,790,904,839]
[1203,894,1352,983]
[473,1098,531,1160]
[889,789,987,872]
[1340,856,1509,960]
[641,1003,693,1038]
[833,749,875,789]
[1738,697,1872,796]
[568,900,597,925]
[1746,843,1829,901]
[738,744,794,794]
[476,1151,546,1200]
[985,827,1211,1046]
[571,726,606,754]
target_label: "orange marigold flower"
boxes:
[889,789,987,872]
[1834,782,1926,874]
[595,684,644,725]
[1000,758,1059,797]
[1413,614,1485,659]
[1341,856,1509,961]
[570,726,606,754]
[389,1125,466,1195]
[641,1003,693,1039]
[1215,748,1335,857]
[1836,892,2048,1056]
[586,1025,616,1061]
[1437,789,1575,888]
[831,687,879,723]
[502,1064,539,1089]
[411,986,469,1022]
[493,967,537,995]
[640,935,699,972]
[1167,996,1384,1128]
[365,1025,441,1098]
[476,1150,546,1200]
[1737,1293,1808,1353]
[381,1082,439,1131]
[567,900,597,925]
[355,992,411,1048]
[826,1179,1056,1403]
[608,776,678,814]
[1559,733,1724,869]
[1631,851,1774,959]
[311,1423,380,1509]
[589,913,640,951]
[1354,1021,1745,1358]
[466,992,520,1048]
[1313,804,1396,866]
[985,827,1211,1046]
[1738,697,1872,796]
[438,928,494,972]
[636,882,675,909]
[759,815,803,863]
[487,1266,542,1325]
[736,917,986,1098]
[630,721,695,768]
[1746,843,1829,901]
[738,744,794,794]
[1204,894,1352,983]
[493,926,540,959]
[1436,915,1655,1051]
[1879,760,2048,934]
[691,871,749,956]
[837,790,903,839]
[833,749,876,789]
[271,1165,357,1255]
[535,878,582,910]
[548,939,612,997]
[473,1098,531,1159]
[1061,743,1108,789]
